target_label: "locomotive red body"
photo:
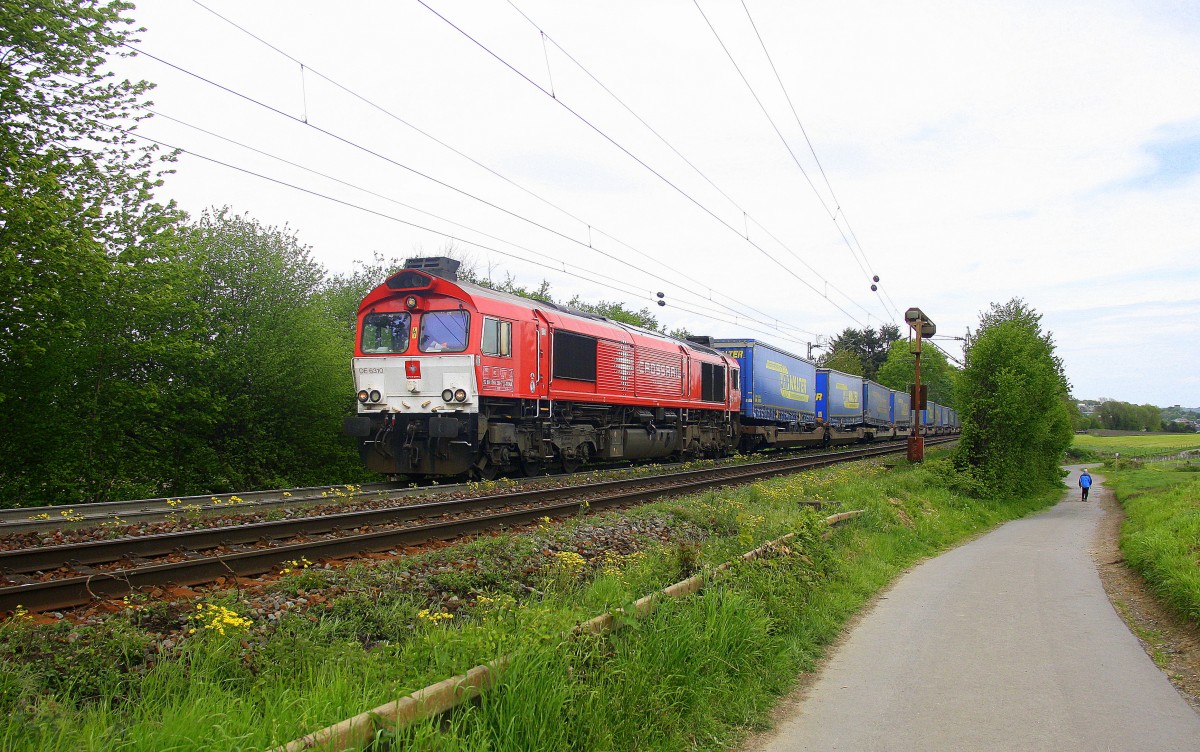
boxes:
[344,257,741,478]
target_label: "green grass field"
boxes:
[1100,449,1200,627]
[1070,432,1200,461]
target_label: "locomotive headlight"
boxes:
[357,390,370,403]
[369,389,382,403]
[441,389,454,403]
[454,388,467,403]
[405,295,420,310]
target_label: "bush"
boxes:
[954,300,1073,496]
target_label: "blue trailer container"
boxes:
[925,402,950,432]
[863,380,891,427]
[891,390,912,427]
[816,369,864,427]
[711,339,816,426]
[920,401,938,431]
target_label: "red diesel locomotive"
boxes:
[344,257,742,479]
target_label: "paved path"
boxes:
[748,466,1200,751]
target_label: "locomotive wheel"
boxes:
[521,456,546,477]
[560,443,588,474]
[469,442,500,481]
[470,459,499,481]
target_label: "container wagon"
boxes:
[862,380,892,437]
[817,368,867,445]
[709,339,827,451]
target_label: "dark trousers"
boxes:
[1081,486,1089,500]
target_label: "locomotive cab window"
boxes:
[481,317,512,357]
[361,312,411,354]
[419,310,470,353]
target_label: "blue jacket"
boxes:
[1079,473,1092,488]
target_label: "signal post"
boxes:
[905,307,935,462]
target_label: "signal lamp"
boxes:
[369,389,382,403]
[454,388,467,402]
[405,295,420,310]
[357,390,370,403]
[441,389,454,403]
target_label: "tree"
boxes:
[167,210,368,492]
[874,338,958,407]
[0,209,376,505]
[0,0,173,378]
[0,223,203,503]
[564,296,660,330]
[1093,400,1163,431]
[821,324,901,379]
[0,2,182,503]
[821,348,865,376]
[953,299,1073,496]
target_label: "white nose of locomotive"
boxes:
[353,355,477,413]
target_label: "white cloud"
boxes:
[114,0,1200,405]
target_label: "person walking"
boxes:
[1079,469,1093,501]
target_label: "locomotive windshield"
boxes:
[419,310,470,353]
[361,312,411,354]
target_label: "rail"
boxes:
[0,440,954,613]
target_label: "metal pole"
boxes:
[908,327,925,462]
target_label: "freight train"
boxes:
[344,257,958,480]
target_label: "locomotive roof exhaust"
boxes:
[404,256,461,282]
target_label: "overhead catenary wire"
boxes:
[129,4,919,348]
[181,0,824,339]
[693,0,902,325]
[128,133,655,300]
[143,109,650,298]
[149,105,825,341]
[413,0,870,327]
[119,114,825,347]
[184,0,815,337]
[733,0,905,325]
[122,125,824,348]
[499,0,884,325]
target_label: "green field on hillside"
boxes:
[1071,432,1200,461]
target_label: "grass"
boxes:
[0,449,1062,751]
[1104,457,1200,626]
[1069,432,1200,462]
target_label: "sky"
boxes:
[110,0,1200,407]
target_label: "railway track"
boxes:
[0,481,420,534]
[0,461,676,535]
[0,439,953,613]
